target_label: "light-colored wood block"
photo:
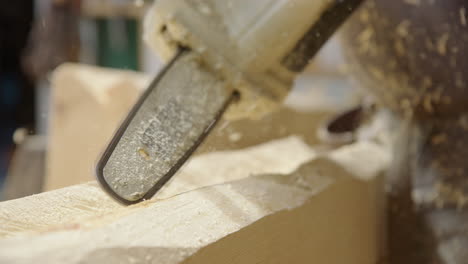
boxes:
[46,63,149,191]
[0,137,389,264]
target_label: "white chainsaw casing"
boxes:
[144,0,333,118]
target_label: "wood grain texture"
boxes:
[1,136,314,238]
[0,137,389,264]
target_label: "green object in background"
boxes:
[97,18,139,71]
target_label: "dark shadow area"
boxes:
[0,1,35,190]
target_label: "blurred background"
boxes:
[1,0,159,199]
[0,0,356,201]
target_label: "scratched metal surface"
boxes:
[99,51,232,203]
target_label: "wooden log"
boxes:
[0,137,389,264]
